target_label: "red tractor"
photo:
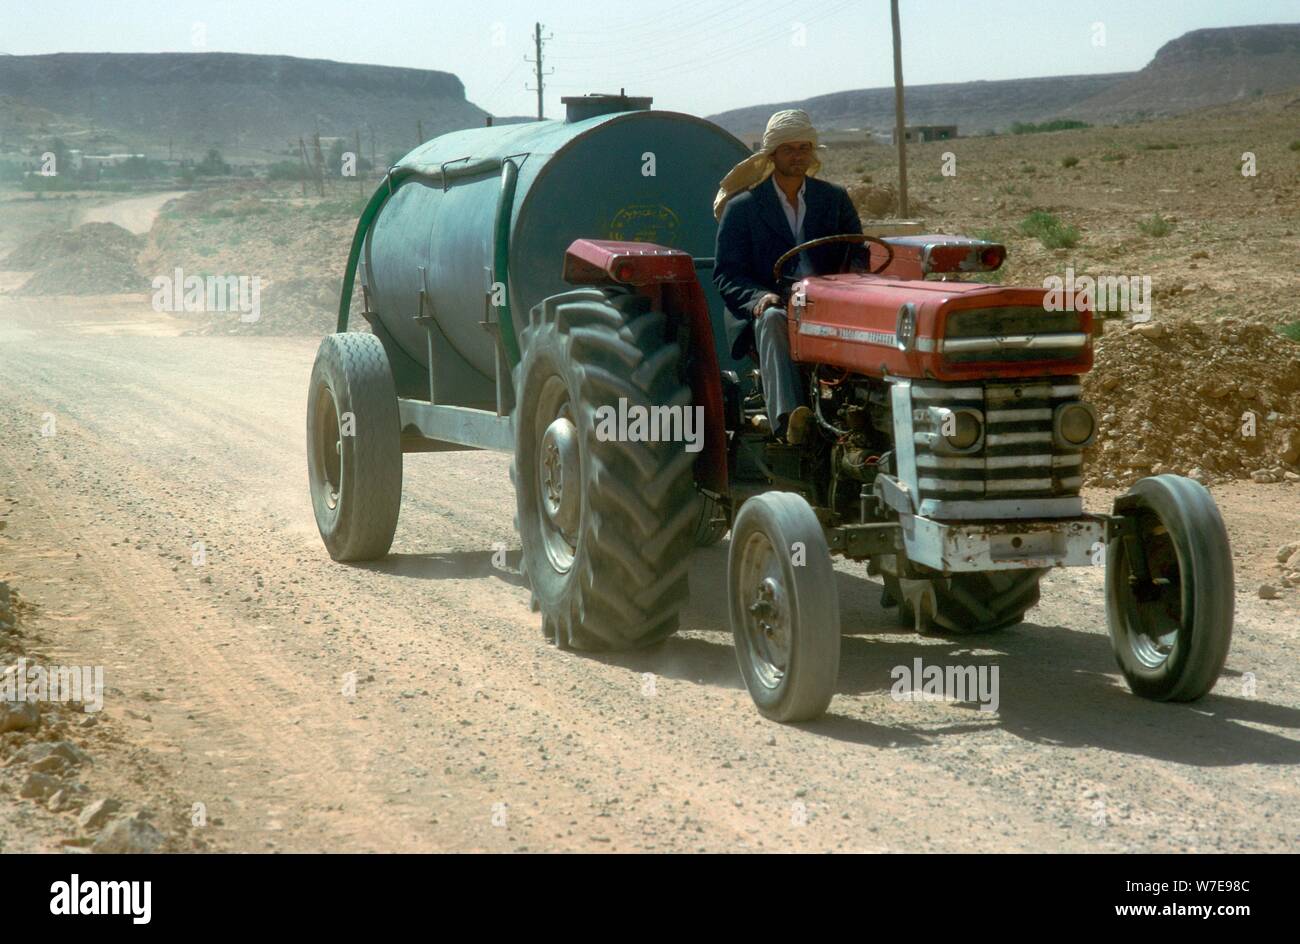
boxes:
[519,232,1233,721]
[308,103,1232,724]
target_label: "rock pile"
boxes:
[1,222,146,295]
[0,579,168,852]
[1083,319,1300,487]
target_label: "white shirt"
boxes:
[773,176,813,277]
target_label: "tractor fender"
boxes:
[561,238,728,496]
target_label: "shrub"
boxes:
[1010,119,1091,135]
[1279,321,1300,343]
[1019,210,1080,249]
[267,161,309,181]
[1061,155,1079,168]
[194,148,231,176]
[1138,213,1173,237]
[1099,151,1126,162]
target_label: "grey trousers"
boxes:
[755,305,804,428]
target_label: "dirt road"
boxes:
[76,191,186,235]
[2,295,1298,852]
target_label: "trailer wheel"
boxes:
[692,493,729,547]
[729,492,840,722]
[513,288,697,651]
[884,569,1044,635]
[1106,474,1233,701]
[306,333,402,561]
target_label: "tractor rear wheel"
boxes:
[512,288,698,651]
[306,332,403,561]
[729,491,840,722]
[1106,474,1233,701]
[884,569,1044,635]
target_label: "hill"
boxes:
[708,23,1300,138]
[0,52,488,161]
[709,73,1130,140]
[1062,24,1300,122]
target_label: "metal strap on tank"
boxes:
[438,156,471,191]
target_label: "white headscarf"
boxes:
[713,109,825,221]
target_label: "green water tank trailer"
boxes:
[312,93,752,638]
[340,94,751,407]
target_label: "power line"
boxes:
[562,0,703,37]
[566,0,861,85]
[552,0,796,53]
[478,58,526,115]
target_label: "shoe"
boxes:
[785,406,813,445]
[750,413,771,436]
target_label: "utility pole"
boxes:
[416,119,424,146]
[354,129,363,201]
[312,131,326,197]
[298,136,310,197]
[525,22,554,121]
[890,0,909,218]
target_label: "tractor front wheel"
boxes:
[729,491,840,722]
[1106,474,1233,701]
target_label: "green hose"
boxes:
[335,167,415,335]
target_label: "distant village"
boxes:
[0,134,373,189]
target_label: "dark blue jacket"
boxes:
[713,175,862,359]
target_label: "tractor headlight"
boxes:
[926,406,984,453]
[1054,402,1096,448]
[946,409,983,450]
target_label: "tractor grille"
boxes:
[940,306,1089,366]
[910,378,1085,503]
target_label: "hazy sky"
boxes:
[2,1,1296,117]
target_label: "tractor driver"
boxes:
[713,109,863,444]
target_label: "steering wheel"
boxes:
[771,233,894,284]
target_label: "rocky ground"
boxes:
[0,577,215,853]
[1083,320,1300,487]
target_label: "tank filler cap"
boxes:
[561,90,652,123]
